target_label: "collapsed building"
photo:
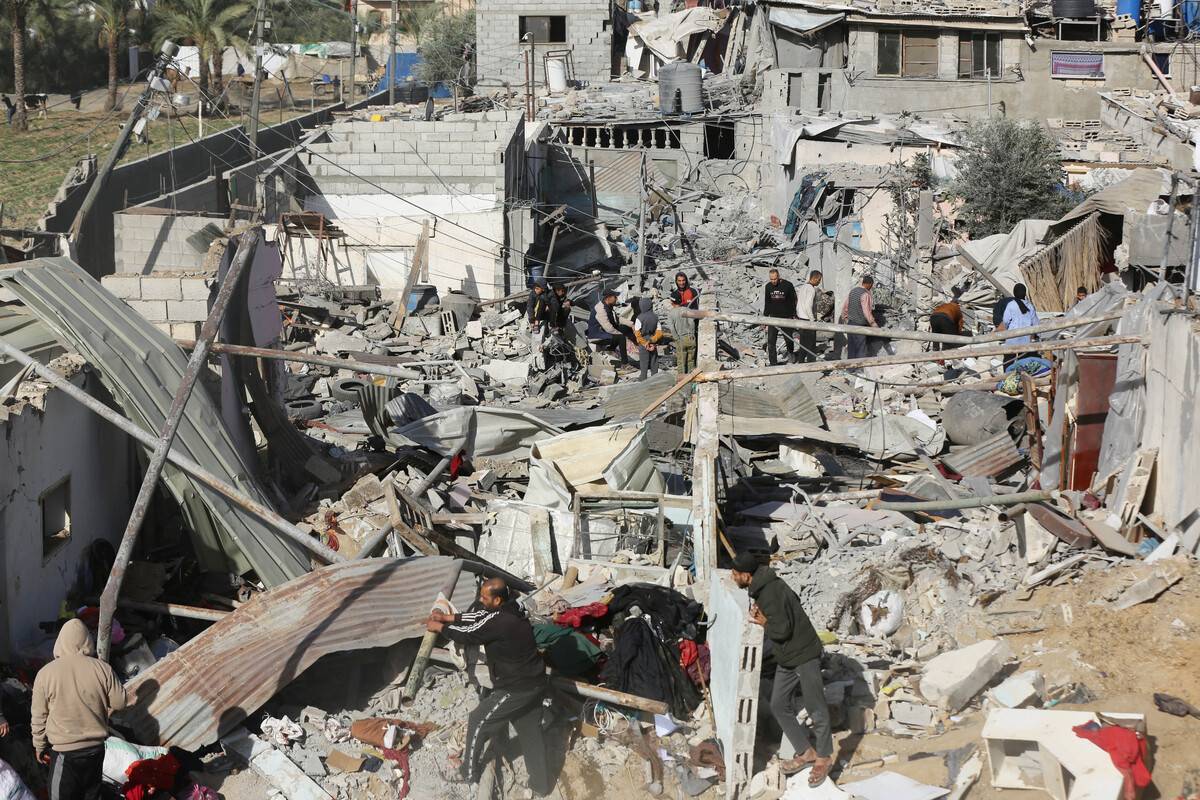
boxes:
[1,3,1200,800]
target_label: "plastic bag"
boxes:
[858,589,904,637]
[102,736,169,784]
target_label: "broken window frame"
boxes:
[40,476,72,560]
[519,15,568,44]
[876,28,939,78]
[958,32,1002,79]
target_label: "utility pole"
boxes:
[389,0,398,105]
[635,151,647,284]
[248,0,268,153]
[69,40,179,242]
[522,34,533,121]
[349,0,360,106]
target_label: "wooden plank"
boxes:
[389,220,430,329]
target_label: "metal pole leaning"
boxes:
[0,341,343,566]
[97,229,262,662]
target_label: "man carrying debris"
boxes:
[427,578,552,795]
[633,299,665,381]
[32,619,131,800]
[763,269,798,365]
[587,290,635,366]
[731,554,833,787]
[795,270,823,363]
[840,275,878,359]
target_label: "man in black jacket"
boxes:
[763,269,798,365]
[428,578,552,794]
[732,553,833,787]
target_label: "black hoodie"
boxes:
[443,601,546,689]
[748,565,823,669]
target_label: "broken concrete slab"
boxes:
[919,639,1012,712]
[989,670,1045,708]
[221,728,333,800]
[481,358,531,386]
[890,701,937,728]
[325,748,366,773]
[1111,565,1182,610]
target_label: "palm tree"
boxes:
[92,0,133,111]
[153,0,249,106]
[6,0,33,131]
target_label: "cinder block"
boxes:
[151,322,173,337]
[170,322,202,341]
[179,277,213,301]
[139,276,183,301]
[167,299,210,321]
[100,275,141,297]
[129,300,168,321]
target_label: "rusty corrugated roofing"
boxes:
[118,556,469,751]
[942,431,1024,478]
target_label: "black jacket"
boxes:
[443,602,546,689]
[764,280,797,319]
[748,566,822,669]
[528,290,557,327]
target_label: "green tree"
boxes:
[153,0,249,105]
[92,0,134,111]
[950,117,1074,238]
[416,8,474,89]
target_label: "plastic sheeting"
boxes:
[525,423,666,510]
[628,7,724,65]
[836,412,946,460]
[768,8,844,34]
[386,407,563,459]
[956,219,1053,306]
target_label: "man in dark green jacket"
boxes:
[732,553,833,787]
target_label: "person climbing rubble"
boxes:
[795,269,823,363]
[840,275,878,359]
[929,286,966,350]
[633,298,665,381]
[763,268,798,365]
[731,553,833,788]
[31,619,131,800]
[426,578,553,796]
[552,283,574,336]
[587,290,635,367]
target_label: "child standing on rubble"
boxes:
[731,553,833,787]
[633,298,664,381]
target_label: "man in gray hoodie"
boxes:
[32,619,130,800]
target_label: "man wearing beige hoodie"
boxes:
[31,619,130,800]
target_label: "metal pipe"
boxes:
[682,309,1125,346]
[87,596,231,622]
[409,455,453,498]
[0,341,343,567]
[402,560,465,703]
[694,335,1143,384]
[353,524,396,560]
[174,339,429,380]
[248,0,268,150]
[99,230,259,661]
[427,650,669,715]
[874,489,1056,512]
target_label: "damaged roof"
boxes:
[0,257,311,586]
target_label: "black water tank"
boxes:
[1052,0,1097,17]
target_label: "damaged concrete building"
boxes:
[1,5,1199,800]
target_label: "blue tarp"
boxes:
[379,52,452,98]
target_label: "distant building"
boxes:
[474,0,615,89]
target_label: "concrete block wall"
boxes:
[304,115,523,196]
[101,271,214,337]
[114,212,225,274]
[475,0,612,88]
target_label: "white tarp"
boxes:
[525,422,666,510]
[768,8,845,34]
[629,7,723,65]
[956,219,1053,305]
[389,407,562,459]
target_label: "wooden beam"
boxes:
[389,220,430,329]
[638,367,702,419]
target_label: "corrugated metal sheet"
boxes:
[0,258,309,585]
[118,556,469,751]
[591,151,665,198]
[942,431,1024,478]
[0,305,65,386]
[600,371,685,422]
[719,373,822,426]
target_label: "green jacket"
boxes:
[748,565,823,669]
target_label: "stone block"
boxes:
[179,277,213,301]
[989,670,1045,709]
[129,299,168,321]
[151,321,173,336]
[139,277,183,301]
[100,275,141,298]
[919,639,1011,712]
[170,322,202,341]
[890,701,937,728]
[167,299,210,321]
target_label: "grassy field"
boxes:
[0,102,314,230]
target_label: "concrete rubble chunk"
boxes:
[989,670,1045,708]
[1111,565,1182,610]
[919,639,1012,712]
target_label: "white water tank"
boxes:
[547,58,569,93]
[658,61,702,114]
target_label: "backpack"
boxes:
[813,290,835,322]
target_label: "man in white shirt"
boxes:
[795,270,822,363]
